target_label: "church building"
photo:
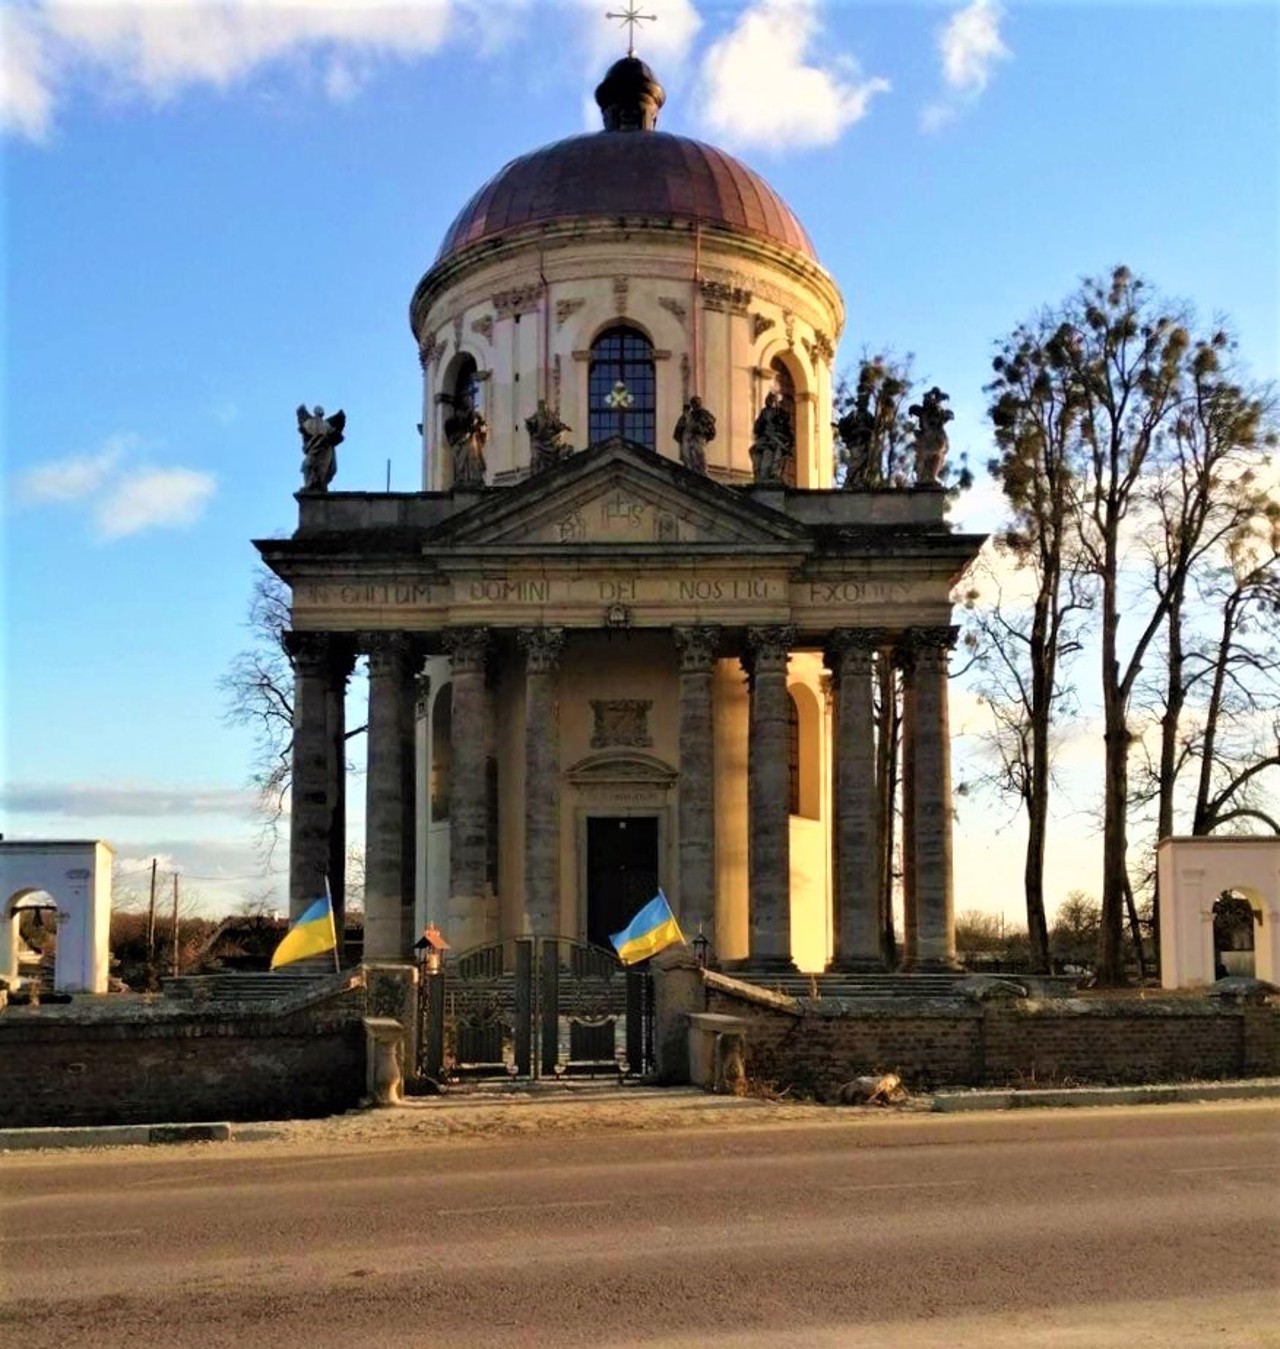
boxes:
[258,54,984,974]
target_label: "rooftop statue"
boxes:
[297,404,345,493]
[525,400,572,474]
[673,395,716,475]
[750,392,793,485]
[909,386,953,488]
[445,395,488,488]
[836,371,877,490]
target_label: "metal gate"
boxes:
[420,937,653,1082]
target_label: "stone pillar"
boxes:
[673,625,720,949]
[325,639,355,960]
[897,636,918,968]
[285,632,339,923]
[905,626,960,971]
[519,626,565,937]
[826,628,884,971]
[443,627,492,944]
[741,625,796,971]
[363,632,417,961]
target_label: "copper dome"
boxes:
[434,59,815,264]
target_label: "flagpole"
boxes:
[327,876,340,973]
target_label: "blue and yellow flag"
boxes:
[271,893,337,969]
[610,891,684,965]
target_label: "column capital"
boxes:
[284,629,347,677]
[672,624,721,672]
[518,626,566,672]
[742,624,795,684]
[360,631,415,676]
[899,625,959,672]
[443,625,491,674]
[824,627,887,681]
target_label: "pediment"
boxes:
[432,439,808,550]
[566,752,678,789]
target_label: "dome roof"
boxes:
[434,58,815,265]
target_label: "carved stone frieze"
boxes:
[700,279,752,314]
[555,298,585,329]
[613,276,629,315]
[491,284,544,320]
[590,699,653,749]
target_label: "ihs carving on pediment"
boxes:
[700,279,752,314]
[492,284,544,320]
[555,298,585,329]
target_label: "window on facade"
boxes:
[588,326,656,449]
[771,356,797,487]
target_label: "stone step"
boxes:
[732,973,966,999]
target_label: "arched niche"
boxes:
[787,682,823,821]
[1,842,113,993]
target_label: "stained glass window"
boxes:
[588,326,656,449]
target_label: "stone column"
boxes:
[325,639,355,960]
[363,632,417,961]
[741,625,796,971]
[285,632,339,923]
[897,636,918,967]
[673,625,720,948]
[905,626,960,971]
[519,627,565,937]
[826,628,884,971]
[443,627,492,943]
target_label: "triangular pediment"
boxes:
[430,438,809,551]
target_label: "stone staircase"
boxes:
[162,968,333,1004]
[732,972,970,1000]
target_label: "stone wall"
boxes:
[0,981,369,1129]
[703,977,1279,1099]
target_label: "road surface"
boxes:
[2,1102,1277,1346]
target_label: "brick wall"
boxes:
[0,1000,367,1129]
[704,984,1280,1099]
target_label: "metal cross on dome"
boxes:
[605,3,656,57]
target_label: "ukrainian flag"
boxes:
[271,893,337,969]
[610,891,684,965]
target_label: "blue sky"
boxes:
[3,0,1277,918]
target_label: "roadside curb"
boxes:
[0,1122,231,1152]
[932,1079,1280,1112]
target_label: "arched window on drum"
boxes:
[589,326,656,449]
[770,355,798,487]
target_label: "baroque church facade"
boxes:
[260,56,983,974]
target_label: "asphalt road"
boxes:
[2,1103,1277,1347]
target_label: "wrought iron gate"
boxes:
[420,937,653,1082]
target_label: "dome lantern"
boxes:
[594,56,665,132]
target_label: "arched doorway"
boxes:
[1212,890,1259,979]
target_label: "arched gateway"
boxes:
[258,56,984,974]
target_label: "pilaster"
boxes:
[443,626,493,945]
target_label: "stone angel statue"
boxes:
[297,404,346,492]
[908,386,953,487]
[673,396,716,475]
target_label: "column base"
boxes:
[826,956,887,974]
[722,956,798,976]
[901,956,964,974]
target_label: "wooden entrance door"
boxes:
[586,816,659,949]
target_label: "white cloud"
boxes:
[2,0,459,139]
[700,0,889,150]
[2,782,257,817]
[921,0,1010,133]
[96,465,217,538]
[16,435,133,503]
